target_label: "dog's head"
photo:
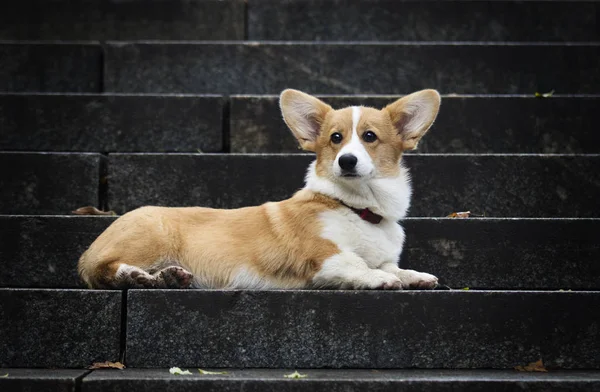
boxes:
[280,89,440,181]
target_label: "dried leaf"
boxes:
[72,206,116,216]
[88,361,125,370]
[0,374,8,378]
[198,369,228,375]
[447,211,471,218]
[534,90,555,98]
[515,359,548,372]
[284,371,307,379]
[169,367,192,375]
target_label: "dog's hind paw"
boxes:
[156,266,193,289]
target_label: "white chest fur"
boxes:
[319,208,406,268]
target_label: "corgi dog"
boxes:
[78,89,441,290]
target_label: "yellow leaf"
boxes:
[534,90,554,98]
[0,374,8,378]
[515,359,548,372]
[447,211,471,218]
[88,361,125,370]
[462,287,470,290]
[72,206,116,216]
[198,369,228,375]
[169,367,192,375]
[284,371,307,379]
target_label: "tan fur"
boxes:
[79,189,340,288]
[79,89,440,289]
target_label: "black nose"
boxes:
[338,154,358,171]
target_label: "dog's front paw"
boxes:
[366,270,403,290]
[397,269,438,290]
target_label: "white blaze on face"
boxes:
[334,106,375,178]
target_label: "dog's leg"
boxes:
[379,263,438,289]
[312,252,402,290]
[99,263,193,289]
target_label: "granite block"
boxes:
[0,216,115,288]
[0,0,244,40]
[401,218,600,290]
[2,216,598,290]
[81,369,600,392]
[0,94,224,152]
[126,290,600,368]
[248,0,599,42]
[230,96,600,154]
[0,43,102,93]
[0,369,87,392]
[0,289,121,368]
[107,154,313,214]
[0,153,105,215]
[103,43,600,94]
[406,154,600,218]
[107,154,600,217]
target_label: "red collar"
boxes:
[340,202,383,224]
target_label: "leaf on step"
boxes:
[169,367,192,375]
[534,90,555,98]
[0,374,8,378]
[198,369,228,375]
[447,211,471,218]
[515,359,548,372]
[462,287,470,290]
[88,361,125,370]
[284,371,307,379]
[72,206,116,216]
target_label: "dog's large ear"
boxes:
[280,89,332,152]
[384,89,441,151]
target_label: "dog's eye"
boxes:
[330,132,343,144]
[362,131,378,143]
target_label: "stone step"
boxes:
[0,289,121,368]
[0,93,224,152]
[248,0,600,42]
[231,95,600,154]
[0,0,244,40]
[107,154,600,217]
[0,152,105,215]
[125,290,600,368]
[104,42,600,94]
[0,369,87,392]
[3,94,598,154]
[81,369,600,392]
[2,216,599,290]
[0,42,102,93]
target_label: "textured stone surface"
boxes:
[230,96,600,154]
[103,43,600,94]
[401,218,600,290]
[0,289,121,368]
[0,216,600,290]
[2,216,598,290]
[249,0,600,42]
[0,43,102,92]
[2,215,598,289]
[0,216,114,288]
[82,369,600,392]
[107,154,600,217]
[0,0,244,40]
[107,154,313,214]
[126,290,600,368]
[0,94,224,152]
[0,153,105,215]
[0,369,86,392]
